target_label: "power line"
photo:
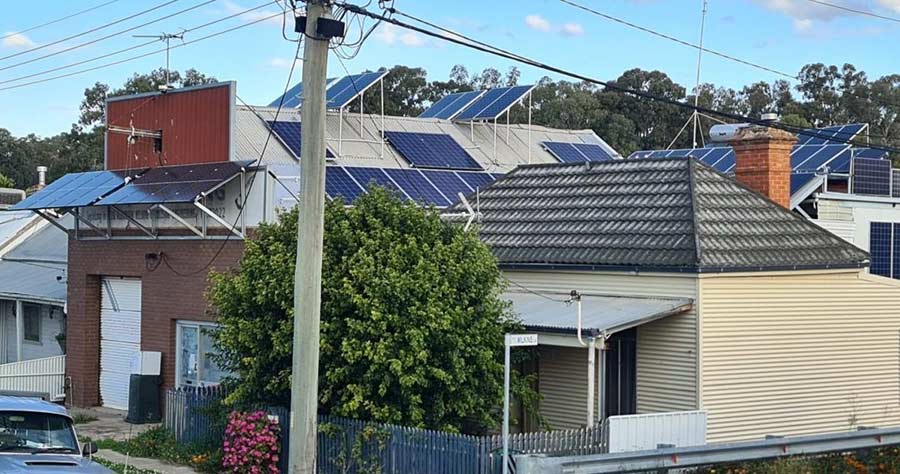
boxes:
[0,1,279,87]
[0,11,284,92]
[556,0,798,80]
[802,0,900,24]
[0,0,122,41]
[0,0,182,62]
[342,2,900,154]
[0,0,216,73]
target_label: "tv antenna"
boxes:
[133,32,185,88]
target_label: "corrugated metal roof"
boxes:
[0,260,66,304]
[0,211,38,255]
[3,221,67,264]
[455,157,870,272]
[505,291,692,336]
[234,105,613,172]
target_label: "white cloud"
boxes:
[524,14,551,32]
[793,18,814,31]
[223,0,285,27]
[375,24,428,47]
[2,32,34,49]
[269,57,302,69]
[879,0,900,12]
[561,23,585,36]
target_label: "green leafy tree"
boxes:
[0,173,13,188]
[209,188,532,434]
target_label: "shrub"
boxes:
[222,411,281,473]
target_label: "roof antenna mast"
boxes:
[691,0,709,149]
[133,32,185,89]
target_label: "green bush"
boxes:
[90,427,223,474]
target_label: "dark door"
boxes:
[605,328,637,416]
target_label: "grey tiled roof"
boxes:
[456,157,869,272]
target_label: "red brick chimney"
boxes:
[729,125,796,208]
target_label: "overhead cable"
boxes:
[0,0,122,41]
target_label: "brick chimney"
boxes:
[729,125,796,208]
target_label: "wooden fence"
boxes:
[0,355,66,401]
[164,386,605,473]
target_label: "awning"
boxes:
[505,291,693,337]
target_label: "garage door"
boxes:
[100,277,141,410]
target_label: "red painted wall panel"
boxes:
[105,83,233,170]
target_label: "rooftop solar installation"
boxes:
[894,170,900,198]
[326,71,388,109]
[790,173,822,195]
[325,166,365,203]
[344,166,406,197]
[454,85,534,121]
[97,162,247,206]
[420,170,474,203]
[791,144,847,171]
[269,81,305,108]
[418,90,485,120]
[384,131,482,171]
[267,121,335,159]
[543,141,614,163]
[796,123,866,146]
[10,170,134,210]
[855,148,889,160]
[457,171,495,191]
[851,156,891,196]
[870,222,892,278]
[383,168,451,206]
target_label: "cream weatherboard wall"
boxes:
[698,269,900,443]
[504,270,699,426]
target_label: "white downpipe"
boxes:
[573,291,585,347]
[599,331,608,426]
[14,300,23,362]
[587,337,596,427]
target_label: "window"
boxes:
[870,222,900,279]
[23,304,41,343]
[176,321,230,388]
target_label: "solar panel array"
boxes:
[870,222,893,278]
[631,147,736,173]
[790,173,821,195]
[454,85,534,121]
[796,123,865,146]
[326,71,387,109]
[297,166,499,207]
[97,162,247,206]
[543,141,614,163]
[851,157,892,196]
[267,121,335,158]
[383,131,482,171]
[893,170,900,198]
[11,170,134,210]
[418,91,485,119]
[268,77,339,108]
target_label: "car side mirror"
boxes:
[82,441,97,456]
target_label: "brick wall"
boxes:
[66,236,243,407]
[731,126,797,208]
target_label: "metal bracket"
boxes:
[194,201,244,239]
[68,209,109,239]
[110,206,156,238]
[32,210,67,233]
[155,204,203,238]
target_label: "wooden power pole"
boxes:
[289,1,331,472]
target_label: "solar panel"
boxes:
[326,71,388,109]
[791,144,847,171]
[419,90,485,120]
[383,169,450,206]
[797,123,866,146]
[543,142,614,163]
[97,162,248,206]
[870,222,892,277]
[267,121,335,159]
[894,224,900,280]
[420,170,473,204]
[344,167,406,197]
[11,170,134,210]
[325,166,365,203]
[384,131,482,170]
[454,85,533,121]
[790,173,821,195]
[894,170,900,198]
[270,81,305,108]
[851,157,891,196]
[855,148,889,159]
[457,172,495,191]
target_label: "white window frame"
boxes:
[175,320,226,388]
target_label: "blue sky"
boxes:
[1,0,898,137]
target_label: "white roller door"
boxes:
[100,277,141,410]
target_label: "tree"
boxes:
[0,173,13,188]
[356,66,428,116]
[209,188,532,434]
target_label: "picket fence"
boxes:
[164,386,605,474]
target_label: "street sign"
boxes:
[507,334,538,347]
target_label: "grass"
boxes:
[85,427,222,474]
[71,412,99,425]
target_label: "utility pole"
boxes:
[290,1,331,473]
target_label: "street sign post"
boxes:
[504,333,538,474]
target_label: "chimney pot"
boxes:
[729,125,796,208]
[36,166,47,189]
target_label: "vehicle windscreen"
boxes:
[0,411,78,454]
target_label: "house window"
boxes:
[176,321,230,388]
[23,304,41,343]
[870,222,899,279]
